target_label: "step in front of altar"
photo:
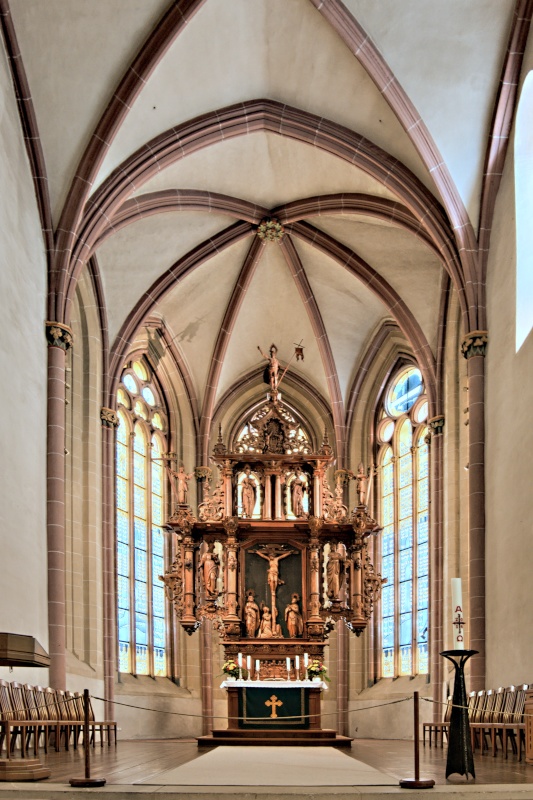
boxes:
[197,728,354,747]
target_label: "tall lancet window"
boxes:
[377,366,429,677]
[116,360,168,676]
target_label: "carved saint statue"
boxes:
[199,542,219,598]
[291,472,306,517]
[253,548,295,595]
[326,543,345,600]
[244,590,260,638]
[174,465,193,505]
[258,603,282,638]
[258,343,280,396]
[285,592,304,638]
[240,465,257,517]
[356,462,368,506]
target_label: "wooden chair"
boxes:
[469,689,487,751]
[30,685,58,754]
[0,679,34,758]
[423,696,451,747]
[502,684,528,760]
[9,683,38,756]
[73,692,117,747]
[43,686,61,751]
[470,687,504,755]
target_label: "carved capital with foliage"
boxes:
[45,321,73,350]
[428,415,445,436]
[461,330,488,359]
[100,407,119,428]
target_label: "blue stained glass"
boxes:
[417,609,428,641]
[152,495,162,526]
[418,444,428,478]
[400,581,412,613]
[118,575,130,610]
[399,518,412,550]
[134,518,146,548]
[399,613,412,645]
[399,420,412,456]
[382,616,394,648]
[418,642,429,674]
[399,454,412,488]
[153,615,166,647]
[117,414,128,443]
[387,368,422,417]
[382,584,394,617]
[400,549,413,582]
[135,549,147,582]
[116,478,128,512]
[135,613,148,645]
[134,452,145,487]
[152,527,164,556]
[133,429,146,455]
[123,374,138,394]
[134,486,146,517]
[383,462,394,495]
[417,541,428,576]
[118,608,130,642]
[382,494,394,525]
[399,485,412,519]
[153,584,165,617]
[135,581,147,613]
[119,642,130,673]
[136,644,149,675]
[382,554,394,584]
[382,528,394,556]
[117,510,129,543]
[142,386,156,406]
[418,477,428,511]
[152,554,164,581]
[418,574,429,606]
[117,443,128,478]
[154,648,166,677]
[400,644,412,675]
[117,542,129,577]
[418,513,429,543]
[383,648,394,677]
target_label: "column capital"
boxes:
[461,330,488,359]
[428,415,445,436]
[100,407,119,428]
[45,321,73,350]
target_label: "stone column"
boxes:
[200,625,213,735]
[428,416,444,722]
[461,331,488,690]
[336,622,349,736]
[101,407,119,712]
[45,322,73,690]
[306,518,324,640]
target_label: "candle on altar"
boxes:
[295,655,300,671]
[238,652,243,667]
[246,655,251,671]
[286,657,291,672]
[255,659,260,673]
[451,578,465,650]
[304,652,309,667]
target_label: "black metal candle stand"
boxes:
[440,649,478,780]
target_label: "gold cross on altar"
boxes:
[265,694,283,719]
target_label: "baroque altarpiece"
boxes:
[161,347,384,678]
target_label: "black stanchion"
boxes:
[69,689,106,788]
[440,649,477,780]
[400,691,435,789]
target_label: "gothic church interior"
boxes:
[1,0,532,744]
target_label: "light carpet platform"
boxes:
[136,745,397,786]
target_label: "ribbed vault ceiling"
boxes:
[6,0,520,461]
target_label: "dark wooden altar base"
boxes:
[197,728,354,748]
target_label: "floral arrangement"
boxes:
[307,659,330,682]
[221,659,240,679]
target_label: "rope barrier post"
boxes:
[399,691,435,790]
[69,690,106,788]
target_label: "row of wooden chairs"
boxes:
[423,684,529,760]
[0,680,117,758]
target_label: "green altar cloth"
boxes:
[238,687,309,729]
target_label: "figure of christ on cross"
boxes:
[265,694,283,719]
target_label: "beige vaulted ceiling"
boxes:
[7,0,517,453]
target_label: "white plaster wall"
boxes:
[0,38,48,663]
[115,676,202,740]
[484,31,533,688]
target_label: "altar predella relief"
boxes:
[161,342,384,677]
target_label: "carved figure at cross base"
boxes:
[258,603,282,638]
[244,590,261,638]
[285,592,304,638]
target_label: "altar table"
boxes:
[221,680,327,731]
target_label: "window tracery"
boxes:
[377,366,429,677]
[116,360,168,676]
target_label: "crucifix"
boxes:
[265,694,283,719]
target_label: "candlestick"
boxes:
[304,652,309,667]
[255,659,260,680]
[286,656,291,678]
[451,578,465,650]
[246,655,251,670]
[295,655,300,671]
[238,652,243,666]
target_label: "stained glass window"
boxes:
[379,368,429,677]
[116,361,168,677]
